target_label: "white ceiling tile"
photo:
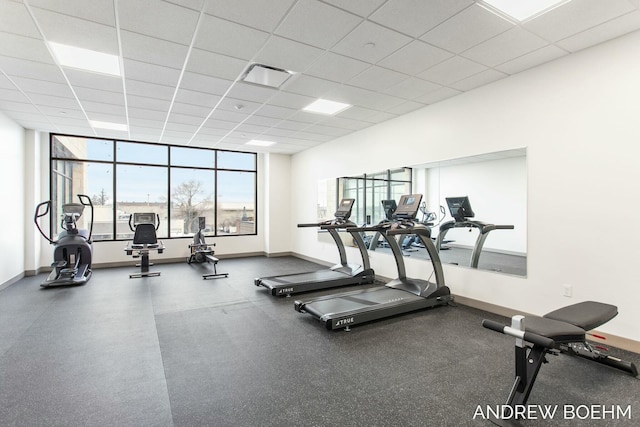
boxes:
[38,106,83,119]
[65,69,123,92]
[413,86,461,104]
[556,10,640,52]
[209,109,249,123]
[362,110,396,123]
[0,56,65,84]
[377,40,453,75]
[262,127,296,137]
[253,36,324,73]
[174,87,221,107]
[235,123,271,135]
[120,30,189,70]
[496,45,568,75]
[272,120,310,131]
[292,130,334,142]
[0,32,54,64]
[282,74,343,98]
[129,117,165,128]
[128,107,168,121]
[243,115,283,127]
[0,1,41,38]
[0,100,40,114]
[196,127,227,137]
[267,91,316,109]
[82,101,126,116]
[186,48,248,80]
[74,87,125,105]
[417,56,486,85]
[421,4,514,53]
[275,0,362,49]
[303,124,352,137]
[203,0,296,32]
[369,0,474,37]
[286,110,323,124]
[27,0,116,26]
[0,88,30,103]
[253,104,296,119]
[322,0,386,17]
[85,112,127,124]
[194,14,269,60]
[386,100,424,115]
[304,52,370,83]
[118,0,199,45]
[317,116,370,130]
[171,102,211,118]
[335,105,379,121]
[382,77,442,100]
[348,66,408,92]
[226,82,278,103]
[164,0,205,11]
[179,72,234,95]
[216,97,263,114]
[203,118,237,131]
[123,60,181,87]
[323,85,406,110]
[449,68,507,91]
[524,0,635,43]
[126,80,175,100]
[31,7,118,53]
[167,112,204,125]
[27,93,82,109]
[331,21,413,64]
[11,76,75,98]
[461,27,549,67]
[126,95,171,111]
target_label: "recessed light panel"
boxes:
[303,99,351,115]
[48,42,121,76]
[90,120,128,131]
[481,0,572,21]
[246,139,276,147]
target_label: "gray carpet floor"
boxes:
[0,256,637,426]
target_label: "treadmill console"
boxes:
[445,196,475,222]
[381,200,397,220]
[395,194,423,220]
[334,198,355,220]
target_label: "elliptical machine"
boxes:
[34,194,94,288]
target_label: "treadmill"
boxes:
[255,198,375,297]
[294,194,453,330]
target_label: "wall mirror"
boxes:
[316,148,527,277]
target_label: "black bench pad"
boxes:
[544,301,617,331]
[525,316,586,344]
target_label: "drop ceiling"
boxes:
[1,0,639,154]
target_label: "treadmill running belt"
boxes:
[266,270,347,284]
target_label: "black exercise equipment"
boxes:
[124,212,165,278]
[367,199,397,251]
[187,217,228,279]
[295,194,453,331]
[255,198,374,297]
[435,196,514,268]
[34,194,94,288]
[482,301,638,425]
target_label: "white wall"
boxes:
[290,30,640,342]
[0,112,26,285]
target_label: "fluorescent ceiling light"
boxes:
[246,139,276,147]
[48,42,121,76]
[303,99,351,115]
[90,120,128,131]
[480,0,572,21]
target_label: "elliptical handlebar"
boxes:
[34,200,55,244]
[77,194,94,242]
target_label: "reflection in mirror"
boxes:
[317,148,527,277]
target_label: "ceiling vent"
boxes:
[240,63,294,89]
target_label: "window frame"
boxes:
[49,133,258,241]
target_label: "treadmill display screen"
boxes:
[395,194,423,219]
[334,198,355,220]
[446,196,474,222]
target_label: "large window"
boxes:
[338,168,412,225]
[50,134,257,241]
